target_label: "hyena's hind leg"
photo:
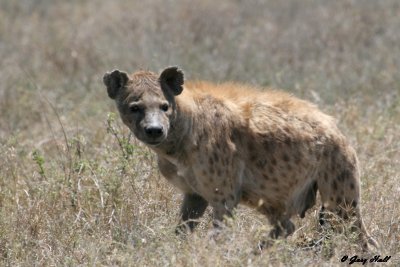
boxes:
[269,217,295,239]
[175,193,208,234]
[257,205,295,250]
[317,162,378,251]
[258,180,318,250]
[318,203,378,251]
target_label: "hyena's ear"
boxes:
[159,66,184,96]
[103,70,129,99]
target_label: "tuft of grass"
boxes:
[32,150,46,179]
[1,0,399,266]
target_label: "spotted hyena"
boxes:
[103,66,377,250]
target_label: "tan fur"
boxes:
[104,67,377,250]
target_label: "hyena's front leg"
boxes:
[175,193,208,234]
[210,186,242,228]
[210,163,244,228]
[211,202,234,228]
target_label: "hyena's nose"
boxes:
[144,126,164,139]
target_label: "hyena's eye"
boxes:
[130,105,140,113]
[161,103,169,112]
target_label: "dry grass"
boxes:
[1,0,399,266]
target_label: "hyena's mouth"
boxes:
[145,140,163,146]
[142,136,166,146]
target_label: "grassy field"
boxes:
[1,0,399,266]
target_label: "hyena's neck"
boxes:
[153,100,194,160]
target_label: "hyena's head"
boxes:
[103,66,184,146]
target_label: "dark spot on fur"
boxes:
[208,157,214,166]
[337,170,349,182]
[272,177,278,183]
[271,158,277,166]
[332,180,338,191]
[263,174,269,180]
[268,165,275,174]
[351,201,358,208]
[330,196,334,202]
[230,194,235,200]
[213,152,219,163]
[293,150,302,165]
[256,159,266,169]
[222,179,227,186]
[310,122,318,129]
[284,135,292,147]
[260,184,266,190]
[336,196,342,205]
[198,134,204,142]
[217,169,222,177]
[221,145,227,153]
[330,163,336,172]
[225,157,230,166]
[287,164,292,171]
[248,142,255,152]
[324,172,329,182]
[231,129,240,143]
[263,140,276,153]
[350,183,355,190]
[210,168,215,175]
